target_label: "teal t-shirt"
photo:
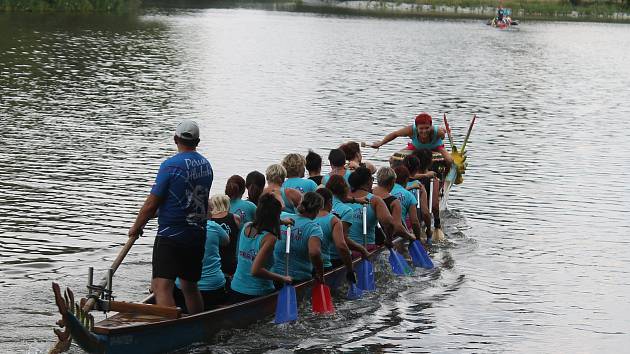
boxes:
[330,197,353,260]
[280,187,297,214]
[314,213,335,269]
[229,198,256,227]
[347,194,377,246]
[271,213,324,282]
[176,220,228,291]
[321,170,352,186]
[283,177,318,194]
[230,224,276,296]
[391,183,418,224]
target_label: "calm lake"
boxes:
[1,6,629,353]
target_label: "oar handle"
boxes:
[429,179,434,216]
[416,188,420,209]
[82,235,138,312]
[285,226,291,276]
[362,205,367,246]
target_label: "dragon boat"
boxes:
[49,113,475,354]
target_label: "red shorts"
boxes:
[406,142,445,151]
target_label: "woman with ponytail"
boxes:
[225,175,256,227]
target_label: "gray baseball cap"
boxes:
[175,120,200,140]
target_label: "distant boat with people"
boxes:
[487,7,520,29]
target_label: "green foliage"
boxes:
[0,0,141,12]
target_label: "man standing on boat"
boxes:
[370,112,454,171]
[128,120,213,314]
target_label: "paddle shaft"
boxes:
[429,179,434,227]
[362,205,367,246]
[82,235,138,312]
[460,114,477,153]
[285,226,291,276]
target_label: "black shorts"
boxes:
[152,236,205,282]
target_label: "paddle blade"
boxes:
[356,259,376,291]
[274,284,297,324]
[312,283,335,314]
[410,240,434,269]
[346,282,363,300]
[389,249,413,276]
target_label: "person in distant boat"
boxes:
[229,194,292,303]
[174,217,228,312]
[128,120,212,314]
[497,8,504,22]
[372,166,418,242]
[271,192,325,285]
[209,194,240,279]
[225,175,256,228]
[325,175,370,261]
[282,153,318,194]
[315,188,357,285]
[340,141,376,174]
[305,150,323,186]
[263,164,302,213]
[346,167,396,252]
[245,171,265,206]
[321,148,351,186]
[370,113,453,175]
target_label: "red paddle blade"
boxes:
[312,283,335,314]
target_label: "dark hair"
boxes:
[245,171,265,205]
[339,142,360,161]
[394,165,410,186]
[325,174,349,199]
[305,150,322,173]
[348,166,372,192]
[252,193,282,237]
[174,135,199,148]
[328,149,346,168]
[297,192,324,215]
[413,149,433,172]
[403,154,421,175]
[225,175,246,199]
[315,187,333,206]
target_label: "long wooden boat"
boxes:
[50,241,397,354]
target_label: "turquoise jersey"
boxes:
[229,199,256,228]
[280,187,297,214]
[391,183,418,225]
[347,193,377,246]
[176,220,228,291]
[314,213,335,269]
[283,177,318,194]
[230,224,276,296]
[411,124,443,150]
[271,213,323,282]
[330,197,353,260]
[321,169,352,186]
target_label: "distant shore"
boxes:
[2,0,629,23]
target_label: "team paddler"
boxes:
[263,164,302,214]
[369,112,454,176]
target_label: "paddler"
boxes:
[229,194,292,303]
[281,153,318,194]
[346,167,396,252]
[372,166,416,242]
[271,192,325,285]
[369,112,454,176]
[321,148,351,186]
[340,141,377,174]
[263,164,302,213]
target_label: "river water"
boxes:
[1,7,629,353]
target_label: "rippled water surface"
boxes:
[1,8,630,353]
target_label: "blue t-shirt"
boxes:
[283,177,318,194]
[330,197,353,260]
[272,213,324,281]
[391,183,418,225]
[230,224,276,296]
[321,170,352,186]
[150,151,213,244]
[280,187,297,214]
[176,221,228,291]
[229,199,256,227]
[347,194,377,246]
[314,213,335,269]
